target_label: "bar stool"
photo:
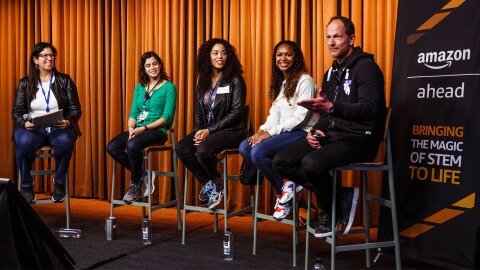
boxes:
[109,128,181,235]
[181,149,255,243]
[304,108,401,270]
[17,145,71,229]
[181,106,254,244]
[252,170,304,267]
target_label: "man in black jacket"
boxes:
[273,16,386,237]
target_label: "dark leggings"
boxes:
[106,129,167,185]
[175,129,247,185]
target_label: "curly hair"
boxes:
[139,51,169,86]
[28,42,58,101]
[269,40,307,102]
[195,38,243,94]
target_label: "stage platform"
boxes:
[32,197,445,269]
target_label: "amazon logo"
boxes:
[417,49,471,70]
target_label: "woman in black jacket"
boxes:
[12,42,82,204]
[175,38,247,209]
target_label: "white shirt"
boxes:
[30,75,59,118]
[259,74,319,136]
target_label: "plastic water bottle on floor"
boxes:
[313,257,326,270]
[142,218,152,245]
[223,227,233,261]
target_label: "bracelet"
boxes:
[144,126,149,131]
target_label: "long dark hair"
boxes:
[195,38,243,94]
[269,40,307,102]
[138,51,169,86]
[27,42,57,101]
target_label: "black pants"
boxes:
[273,132,379,211]
[106,130,167,185]
[175,129,247,185]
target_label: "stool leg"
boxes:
[182,167,188,244]
[331,171,338,270]
[110,161,116,217]
[65,174,70,229]
[223,156,228,233]
[304,191,311,270]
[173,152,181,230]
[292,190,297,267]
[253,170,260,255]
[363,172,372,268]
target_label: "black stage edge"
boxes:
[0,181,75,269]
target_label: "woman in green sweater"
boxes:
[107,51,176,203]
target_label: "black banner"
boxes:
[388,0,480,268]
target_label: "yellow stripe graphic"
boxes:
[400,193,475,238]
[417,12,451,31]
[442,0,466,9]
[407,0,466,44]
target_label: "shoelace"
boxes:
[209,185,224,201]
[201,181,214,194]
[127,184,138,194]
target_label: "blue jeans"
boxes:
[239,130,306,195]
[14,127,77,188]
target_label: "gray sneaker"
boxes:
[123,184,140,203]
[207,185,223,209]
[142,171,155,197]
[199,180,214,202]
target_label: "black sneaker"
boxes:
[314,212,339,238]
[23,187,36,204]
[123,184,140,203]
[339,187,359,235]
[52,183,66,202]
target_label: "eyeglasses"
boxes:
[38,53,56,59]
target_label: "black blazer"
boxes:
[194,75,246,133]
[12,71,82,136]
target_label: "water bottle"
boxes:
[313,257,326,270]
[223,227,233,261]
[142,218,152,245]
[105,216,116,240]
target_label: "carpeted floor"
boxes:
[31,197,447,269]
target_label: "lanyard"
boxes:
[39,74,54,112]
[142,79,162,109]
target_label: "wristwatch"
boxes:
[144,125,149,131]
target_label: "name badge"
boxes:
[138,110,149,123]
[217,86,230,94]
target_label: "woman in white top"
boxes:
[239,40,318,220]
[13,42,82,204]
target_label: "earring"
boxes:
[35,63,39,70]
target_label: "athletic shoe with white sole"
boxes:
[207,184,224,209]
[273,201,291,220]
[278,180,303,204]
[199,180,214,202]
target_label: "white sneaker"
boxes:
[273,201,291,220]
[278,180,303,204]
